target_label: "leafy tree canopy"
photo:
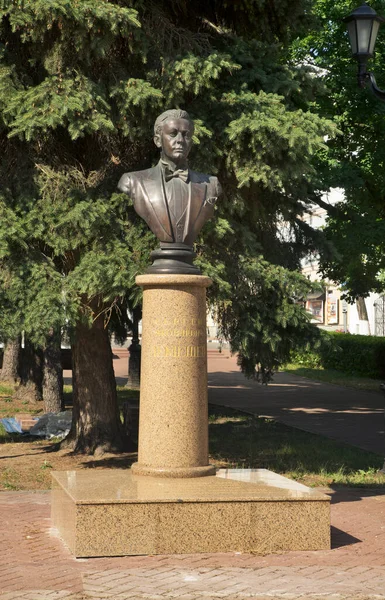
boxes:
[296,0,385,300]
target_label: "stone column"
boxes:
[131,274,215,478]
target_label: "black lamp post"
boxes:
[344,2,385,99]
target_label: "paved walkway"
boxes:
[110,348,385,455]
[1,487,385,600]
[207,352,385,456]
[3,349,385,600]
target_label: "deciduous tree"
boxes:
[296,0,385,301]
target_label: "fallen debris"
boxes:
[29,411,72,439]
[1,411,72,440]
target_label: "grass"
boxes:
[283,363,384,393]
[0,382,44,442]
[0,383,16,412]
[0,383,14,395]
[208,404,385,488]
[0,384,384,490]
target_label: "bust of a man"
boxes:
[118,109,221,272]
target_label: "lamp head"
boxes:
[344,3,384,57]
[344,3,384,87]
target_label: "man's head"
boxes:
[154,109,194,166]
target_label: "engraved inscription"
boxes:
[153,317,204,328]
[154,328,203,337]
[174,317,204,326]
[150,316,207,358]
[151,345,206,358]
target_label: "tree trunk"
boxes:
[0,336,21,383]
[43,329,64,413]
[356,296,371,335]
[126,306,142,389]
[62,314,129,455]
[14,339,43,402]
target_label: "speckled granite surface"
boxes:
[51,275,330,557]
[51,469,330,557]
[132,274,214,478]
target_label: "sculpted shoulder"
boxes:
[117,166,159,195]
[189,169,212,184]
[190,170,222,197]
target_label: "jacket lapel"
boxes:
[184,181,207,241]
[140,164,173,241]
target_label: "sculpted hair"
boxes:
[154,109,194,137]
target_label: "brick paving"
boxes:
[1,487,385,599]
[3,349,385,599]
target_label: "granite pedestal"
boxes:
[51,468,330,557]
[131,274,215,478]
[51,273,330,556]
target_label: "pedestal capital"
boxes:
[136,274,212,288]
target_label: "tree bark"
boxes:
[126,306,142,389]
[356,296,371,335]
[43,329,64,413]
[62,313,129,455]
[0,336,21,383]
[14,339,43,402]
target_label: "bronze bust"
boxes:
[118,109,221,273]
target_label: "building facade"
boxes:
[302,189,384,336]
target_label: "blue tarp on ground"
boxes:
[0,418,24,434]
[1,412,71,439]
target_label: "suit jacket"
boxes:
[118,162,221,245]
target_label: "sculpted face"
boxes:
[155,118,193,166]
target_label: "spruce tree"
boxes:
[0,336,21,383]
[0,0,335,452]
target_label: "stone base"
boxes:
[131,463,216,478]
[51,469,330,557]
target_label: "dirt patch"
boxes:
[0,439,139,490]
[0,387,228,491]
[0,384,141,490]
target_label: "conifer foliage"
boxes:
[0,0,335,453]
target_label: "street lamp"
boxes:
[344,2,385,99]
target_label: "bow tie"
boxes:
[163,166,189,183]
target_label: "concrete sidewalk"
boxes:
[3,348,384,600]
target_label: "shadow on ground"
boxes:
[208,408,385,490]
[208,369,385,455]
[81,454,137,469]
[331,525,361,548]
[328,486,385,504]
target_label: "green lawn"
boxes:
[208,404,385,488]
[1,384,384,489]
[283,363,384,393]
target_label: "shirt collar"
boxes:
[159,156,189,172]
